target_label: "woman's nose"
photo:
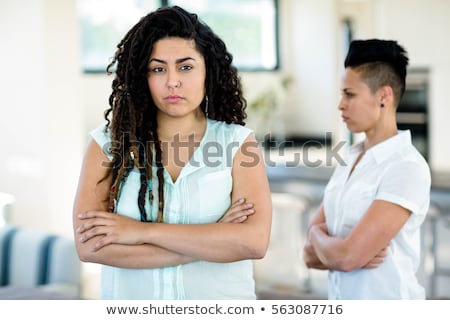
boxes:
[166,68,181,88]
[338,98,345,110]
[167,80,181,88]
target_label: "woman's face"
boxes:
[338,68,381,134]
[147,37,206,119]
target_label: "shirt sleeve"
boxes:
[376,160,431,216]
[234,124,254,141]
[89,122,114,161]
[230,124,254,159]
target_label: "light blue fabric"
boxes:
[90,119,256,299]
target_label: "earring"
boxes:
[205,96,209,117]
[380,103,384,108]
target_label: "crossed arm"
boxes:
[72,135,272,269]
[303,201,411,272]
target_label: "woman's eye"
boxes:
[150,66,165,73]
[179,65,193,71]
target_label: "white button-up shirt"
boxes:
[323,130,431,299]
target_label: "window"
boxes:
[168,0,279,71]
[77,0,279,73]
[77,0,160,73]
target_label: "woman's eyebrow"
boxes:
[148,57,196,64]
[176,57,196,63]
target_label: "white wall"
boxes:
[375,0,450,171]
[0,0,83,236]
[282,0,340,137]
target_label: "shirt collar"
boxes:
[349,130,413,164]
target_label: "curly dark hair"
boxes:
[102,5,247,223]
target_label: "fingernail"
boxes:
[239,198,245,203]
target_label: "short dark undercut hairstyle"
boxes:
[344,39,409,107]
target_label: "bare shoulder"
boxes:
[233,133,264,169]
[73,139,111,215]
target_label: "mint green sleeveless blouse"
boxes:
[90,119,256,299]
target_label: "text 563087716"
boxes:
[270,304,343,315]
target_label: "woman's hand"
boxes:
[311,222,328,235]
[218,198,255,223]
[362,247,388,269]
[303,237,329,270]
[76,211,146,250]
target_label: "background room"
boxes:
[1,0,449,299]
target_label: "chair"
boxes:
[0,225,81,298]
[0,225,17,285]
[44,235,82,296]
[424,190,450,298]
[8,228,55,286]
[254,192,313,297]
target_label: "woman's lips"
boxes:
[165,95,183,103]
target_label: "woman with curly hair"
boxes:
[72,6,272,299]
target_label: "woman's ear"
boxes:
[378,85,394,108]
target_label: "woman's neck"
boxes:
[156,111,207,141]
[363,121,398,151]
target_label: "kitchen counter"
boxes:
[264,147,450,190]
[431,171,450,191]
[266,161,450,216]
